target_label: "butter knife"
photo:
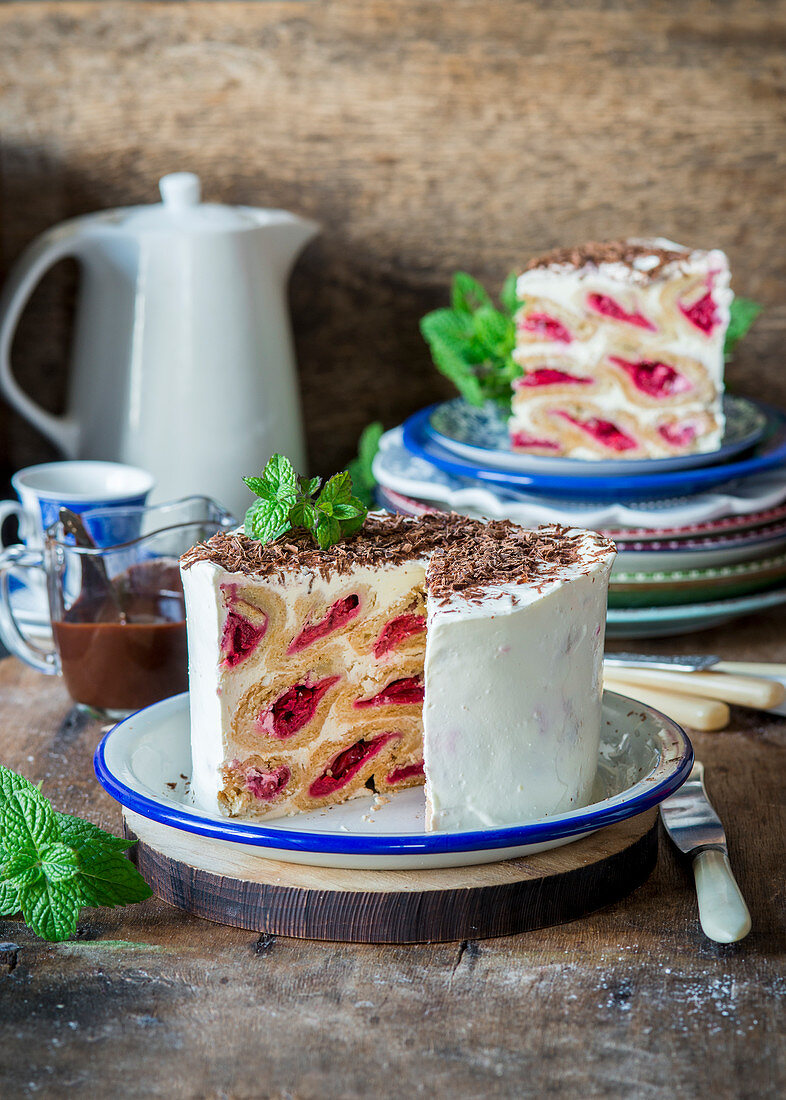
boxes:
[660,761,751,943]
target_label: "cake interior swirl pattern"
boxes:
[180,513,616,832]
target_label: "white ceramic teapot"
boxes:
[0,173,317,517]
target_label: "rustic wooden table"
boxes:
[1,609,785,1099]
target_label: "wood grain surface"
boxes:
[124,808,658,942]
[0,601,785,1097]
[1,1,785,485]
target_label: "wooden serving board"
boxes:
[124,807,658,943]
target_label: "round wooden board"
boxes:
[124,807,658,943]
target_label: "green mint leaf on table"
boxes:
[346,421,383,509]
[725,297,763,359]
[420,273,523,410]
[0,763,152,942]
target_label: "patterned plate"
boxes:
[608,553,786,608]
[606,587,786,638]
[403,404,786,502]
[373,427,786,529]
[428,395,767,477]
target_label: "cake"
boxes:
[180,513,616,832]
[509,238,732,458]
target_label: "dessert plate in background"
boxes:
[606,587,786,638]
[604,501,786,542]
[373,427,786,530]
[613,520,786,572]
[428,395,767,476]
[609,553,786,608]
[402,405,786,502]
[95,692,691,871]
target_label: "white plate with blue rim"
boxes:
[94,691,692,870]
[428,395,768,476]
[372,426,786,530]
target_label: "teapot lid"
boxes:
[108,173,271,233]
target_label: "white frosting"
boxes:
[422,530,615,830]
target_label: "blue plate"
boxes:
[94,692,692,870]
[402,403,786,502]
[428,395,767,476]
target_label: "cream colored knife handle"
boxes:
[693,848,752,943]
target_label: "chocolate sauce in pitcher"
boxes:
[52,560,187,713]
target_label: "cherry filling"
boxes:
[587,292,656,331]
[519,312,573,344]
[309,732,399,799]
[516,368,592,388]
[510,431,561,452]
[373,614,426,658]
[245,765,290,802]
[556,411,638,452]
[679,291,718,334]
[353,676,425,708]
[258,675,340,739]
[287,594,360,655]
[221,610,268,668]
[609,356,692,398]
[659,421,699,447]
[385,760,425,785]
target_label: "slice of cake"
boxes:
[180,513,616,832]
[509,238,732,458]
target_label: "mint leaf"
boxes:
[243,454,302,542]
[725,297,763,359]
[0,768,151,942]
[420,309,486,407]
[473,306,515,356]
[315,512,341,549]
[451,272,492,315]
[289,499,319,530]
[500,271,520,316]
[0,787,57,856]
[0,879,19,917]
[347,421,383,509]
[244,499,292,542]
[55,812,132,853]
[0,765,39,803]
[298,475,321,498]
[18,878,82,943]
[71,846,152,909]
[318,472,353,508]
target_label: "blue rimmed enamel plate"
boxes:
[94,692,692,870]
[403,402,786,502]
[428,395,767,476]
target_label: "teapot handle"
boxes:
[0,227,83,456]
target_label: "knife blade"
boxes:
[604,653,721,672]
[660,761,751,944]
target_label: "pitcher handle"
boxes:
[0,546,58,675]
[0,227,82,456]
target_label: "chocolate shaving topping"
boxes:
[181,513,615,600]
[522,239,689,279]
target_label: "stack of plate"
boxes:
[373,395,786,638]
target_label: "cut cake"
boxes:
[180,513,616,832]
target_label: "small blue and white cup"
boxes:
[0,461,154,551]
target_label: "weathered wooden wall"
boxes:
[1,1,785,482]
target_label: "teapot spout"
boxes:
[259,211,320,276]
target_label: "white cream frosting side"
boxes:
[423,532,615,831]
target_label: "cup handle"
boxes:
[0,500,25,549]
[0,546,58,675]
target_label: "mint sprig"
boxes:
[725,297,763,360]
[244,455,368,549]
[0,765,151,942]
[420,271,522,411]
[346,421,383,509]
